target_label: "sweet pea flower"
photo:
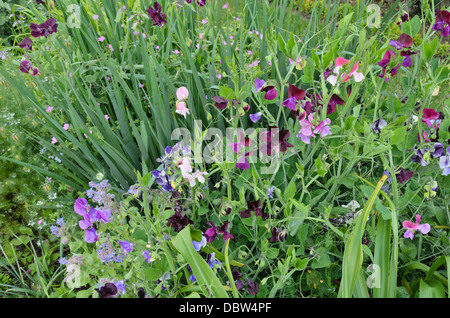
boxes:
[403,214,430,240]
[147,1,167,27]
[19,60,39,76]
[432,10,450,37]
[204,221,233,243]
[327,57,364,86]
[74,198,89,215]
[63,124,69,130]
[85,227,99,243]
[212,96,228,110]
[175,101,190,118]
[313,118,332,137]
[118,240,134,253]
[18,37,33,51]
[249,112,262,123]
[438,146,450,176]
[176,87,189,101]
[389,33,413,50]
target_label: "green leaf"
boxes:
[172,225,229,298]
[144,267,163,281]
[284,180,297,202]
[419,279,446,298]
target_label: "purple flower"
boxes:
[118,240,134,253]
[389,33,413,50]
[166,211,193,232]
[197,0,206,6]
[18,37,33,50]
[212,96,228,110]
[247,280,259,295]
[270,227,287,242]
[249,112,262,123]
[74,198,89,216]
[438,146,450,176]
[205,221,234,243]
[30,18,58,38]
[143,250,153,263]
[403,214,431,240]
[19,60,39,76]
[253,78,266,93]
[85,227,99,243]
[378,50,396,68]
[268,187,274,199]
[370,118,387,133]
[147,1,167,27]
[395,167,414,184]
[432,10,450,37]
[281,84,305,111]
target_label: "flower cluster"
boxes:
[74,195,112,243]
[30,18,58,38]
[50,217,69,244]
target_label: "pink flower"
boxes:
[176,87,189,101]
[63,123,70,130]
[51,137,57,144]
[222,3,229,9]
[46,106,53,113]
[108,44,114,51]
[176,101,190,118]
[201,19,208,24]
[403,214,431,240]
[105,114,109,121]
[98,36,105,42]
[313,118,332,137]
[93,15,99,20]
[327,57,364,86]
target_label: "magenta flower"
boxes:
[147,1,167,27]
[403,214,430,240]
[204,221,234,243]
[313,118,332,137]
[197,0,206,6]
[19,60,39,76]
[282,83,305,111]
[395,167,414,184]
[74,198,89,216]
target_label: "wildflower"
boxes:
[422,108,440,128]
[167,211,193,232]
[411,146,431,167]
[432,10,450,37]
[204,221,234,243]
[18,37,33,50]
[63,123,69,130]
[395,167,414,184]
[282,83,305,111]
[313,118,332,137]
[261,85,277,100]
[19,60,38,76]
[247,279,259,295]
[403,214,431,240]
[175,101,190,118]
[114,281,126,295]
[74,198,89,215]
[201,19,208,24]
[95,283,118,298]
[370,118,387,134]
[118,240,134,253]
[142,250,153,263]
[147,1,167,27]
[438,146,450,176]
[212,96,228,110]
[296,115,316,144]
[389,33,413,50]
[93,14,99,20]
[206,253,221,269]
[192,235,207,251]
[176,87,189,101]
[30,18,58,38]
[85,227,99,243]
[51,137,57,144]
[327,57,364,86]
[197,0,206,6]
[222,3,229,8]
[249,112,262,123]
[268,187,274,199]
[377,50,400,83]
[270,226,287,242]
[239,199,270,220]
[252,78,266,93]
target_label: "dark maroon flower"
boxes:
[34,0,45,4]
[212,96,228,110]
[395,167,414,184]
[401,13,409,22]
[378,50,395,68]
[95,283,118,298]
[260,126,293,156]
[197,0,206,6]
[239,200,270,220]
[269,227,287,242]
[166,211,193,232]
[247,280,259,295]
[19,37,33,50]
[137,287,146,298]
[204,221,233,243]
[147,1,167,27]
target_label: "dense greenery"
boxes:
[0,0,449,299]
